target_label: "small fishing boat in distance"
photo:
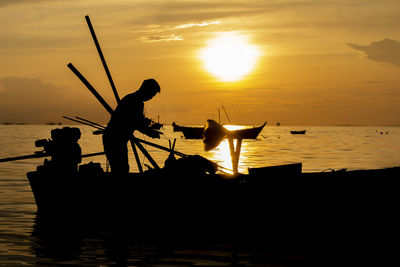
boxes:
[172,122,205,139]
[291,130,306,134]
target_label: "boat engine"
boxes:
[35,127,82,173]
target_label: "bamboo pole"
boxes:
[76,116,105,129]
[85,15,120,103]
[67,63,114,114]
[63,116,104,130]
[0,151,105,163]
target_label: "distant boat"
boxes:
[229,122,267,139]
[172,122,204,139]
[172,122,267,140]
[291,130,306,135]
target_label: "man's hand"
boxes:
[143,129,162,139]
[143,118,153,127]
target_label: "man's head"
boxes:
[138,78,160,101]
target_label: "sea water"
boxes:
[0,125,399,266]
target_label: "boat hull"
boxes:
[291,130,306,134]
[27,164,400,243]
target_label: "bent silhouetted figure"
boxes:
[103,79,161,175]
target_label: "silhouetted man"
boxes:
[103,79,161,175]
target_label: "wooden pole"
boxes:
[76,116,105,128]
[0,151,105,163]
[134,137,186,157]
[131,137,159,170]
[63,116,104,130]
[227,136,242,175]
[67,63,114,114]
[0,153,48,162]
[85,15,120,103]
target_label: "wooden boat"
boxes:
[172,122,204,139]
[172,122,267,139]
[26,153,400,243]
[291,130,306,134]
[229,121,267,139]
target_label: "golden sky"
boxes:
[0,0,400,126]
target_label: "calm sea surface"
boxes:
[0,125,399,266]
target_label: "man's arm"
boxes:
[137,114,162,138]
[137,119,162,138]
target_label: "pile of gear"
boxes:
[35,127,82,173]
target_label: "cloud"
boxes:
[0,76,65,123]
[348,38,400,67]
[0,0,57,8]
[175,20,221,29]
[135,20,220,43]
[139,33,183,43]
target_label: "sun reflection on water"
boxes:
[206,137,250,174]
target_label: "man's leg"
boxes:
[103,133,129,175]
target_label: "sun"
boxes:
[200,33,261,82]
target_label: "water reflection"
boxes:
[29,214,319,267]
[208,138,251,174]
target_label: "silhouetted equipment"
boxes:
[291,130,306,134]
[164,138,217,175]
[34,127,82,173]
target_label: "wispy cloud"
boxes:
[175,20,221,29]
[348,38,400,67]
[139,33,183,43]
[136,20,220,43]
